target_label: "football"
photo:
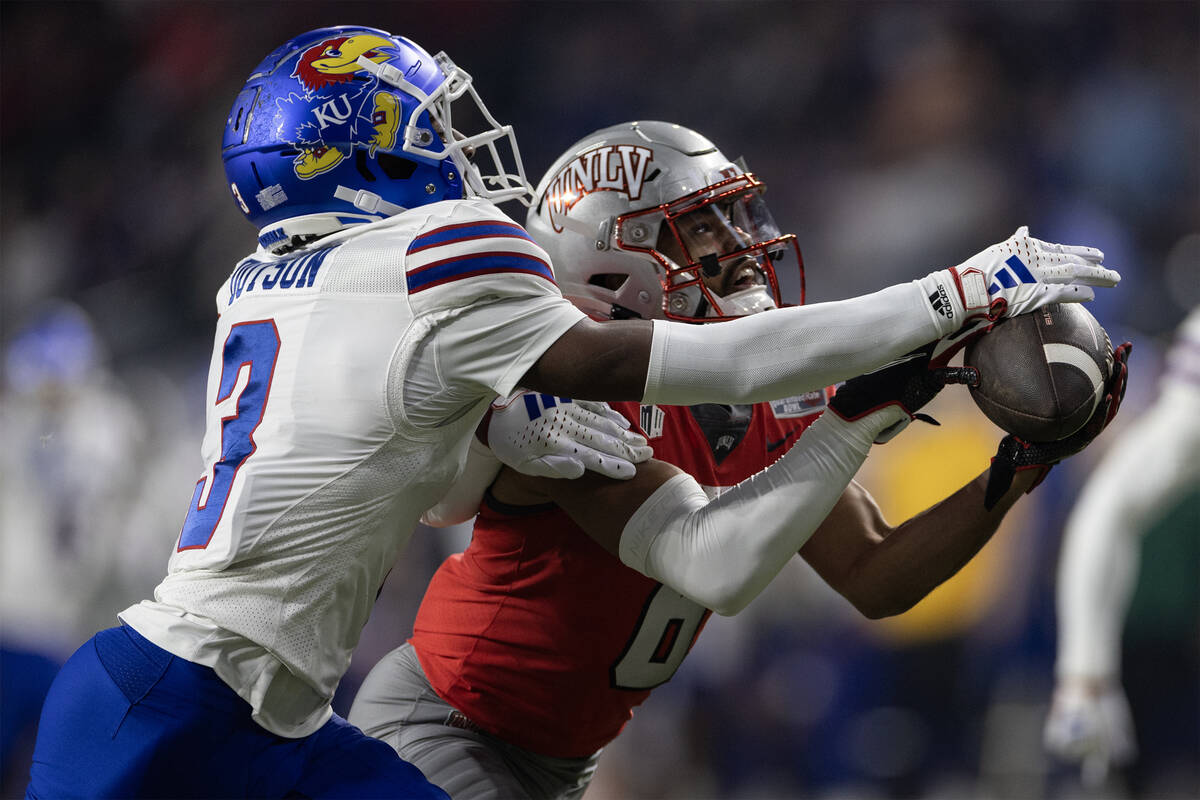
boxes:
[964,303,1113,441]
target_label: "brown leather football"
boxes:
[964,303,1113,441]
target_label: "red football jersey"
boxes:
[410,391,830,758]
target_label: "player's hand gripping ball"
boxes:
[828,343,980,443]
[979,335,1130,510]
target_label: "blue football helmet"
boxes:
[223,26,531,253]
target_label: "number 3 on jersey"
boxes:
[178,320,280,550]
[611,584,710,690]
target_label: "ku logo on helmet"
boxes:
[545,145,654,233]
[274,34,403,180]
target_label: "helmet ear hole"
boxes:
[355,150,377,183]
[588,273,629,291]
[250,162,266,190]
[377,153,419,180]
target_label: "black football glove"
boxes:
[828,343,980,443]
[983,340,1132,509]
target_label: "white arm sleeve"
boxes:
[420,436,500,527]
[1055,379,1200,679]
[619,405,906,615]
[642,282,942,405]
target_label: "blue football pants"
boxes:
[26,625,449,799]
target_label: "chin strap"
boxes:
[333,186,408,217]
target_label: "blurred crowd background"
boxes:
[1,1,1196,798]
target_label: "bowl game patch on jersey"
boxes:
[769,388,832,419]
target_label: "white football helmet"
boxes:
[526,121,803,322]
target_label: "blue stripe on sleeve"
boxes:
[406,252,556,294]
[409,221,534,254]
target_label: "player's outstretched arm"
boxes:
[501,338,978,615]
[500,402,912,616]
[521,228,1119,406]
[1046,311,1200,782]
[806,337,1133,619]
[799,471,1036,619]
[496,424,1035,620]
[1052,382,1200,656]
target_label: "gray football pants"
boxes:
[347,642,600,800]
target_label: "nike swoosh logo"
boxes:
[766,430,797,452]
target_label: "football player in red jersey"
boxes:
[347,121,1131,799]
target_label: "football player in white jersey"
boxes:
[27,26,1122,799]
[346,121,1133,799]
[1045,306,1200,786]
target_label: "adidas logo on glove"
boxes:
[989,255,1037,294]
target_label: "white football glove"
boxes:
[919,226,1121,349]
[487,392,654,480]
[1044,679,1137,787]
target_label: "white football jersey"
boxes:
[120,199,584,737]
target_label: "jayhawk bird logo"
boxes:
[273,34,404,179]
